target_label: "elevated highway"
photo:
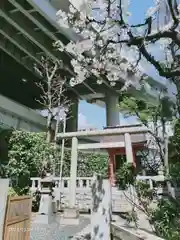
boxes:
[0,94,46,131]
[0,0,168,130]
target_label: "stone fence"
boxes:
[31,177,92,191]
[31,175,167,193]
[31,177,133,212]
[30,175,174,213]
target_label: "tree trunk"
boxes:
[46,111,54,143]
[174,78,180,116]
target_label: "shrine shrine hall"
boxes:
[83,124,147,186]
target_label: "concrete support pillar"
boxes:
[105,94,119,127]
[69,137,78,208]
[124,133,134,165]
[66,98,79,132]
[91,175,112,240]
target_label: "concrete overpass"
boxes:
[0,0,167,131]
[0,94,46,132]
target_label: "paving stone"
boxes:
[30,215,90,240]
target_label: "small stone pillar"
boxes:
[54,181,60,212]
[91,175,112,240]
[35,174,54,224]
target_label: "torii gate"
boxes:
[57,125,148,213]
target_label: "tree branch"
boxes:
[138,44,180,77]
[167,0,179,28]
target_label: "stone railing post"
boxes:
[86,179,90,188]
[91,174,112,240]
[79,179,83,188]
[32,179,35,188]
[149,179,153,189]
[38,179,41,189]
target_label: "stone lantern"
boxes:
[35,173,55,224]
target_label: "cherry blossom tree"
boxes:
[53,2,180,237]
[54,0,180,99]
[55,0,149,93]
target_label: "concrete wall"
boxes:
[111,223,164,240]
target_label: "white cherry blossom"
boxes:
[55,0,160,90]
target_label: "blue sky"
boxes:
[129,0,153,24]
[78,0,155,129]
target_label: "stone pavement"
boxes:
[30,214,90,240]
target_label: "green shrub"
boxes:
[6,130,108,193]
[8,187,18,196]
